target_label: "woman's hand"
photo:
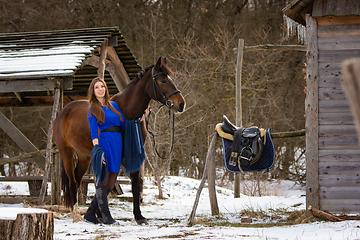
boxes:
[140,105,150,122]
[92,138,99,146]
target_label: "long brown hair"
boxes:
[87,77,123,124]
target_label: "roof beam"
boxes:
[0,78,72,93]
[107,46,130,88]
[83,53,127,92]
[0,79,57,93]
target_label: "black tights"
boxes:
[100,172,118,191]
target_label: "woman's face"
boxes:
[94,81,106,99]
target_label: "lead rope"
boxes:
[145,105,176,160]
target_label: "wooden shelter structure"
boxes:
[283,0,360,214]
[0,27,141,204]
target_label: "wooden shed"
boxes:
[283,0,360,214]
[0,27,141,204]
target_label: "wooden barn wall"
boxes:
[317,16,360,213]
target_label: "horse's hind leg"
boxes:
[130,171,148,225]
[73,153,92,222]
[59,145,79,216]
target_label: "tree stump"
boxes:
[0,209,53,240]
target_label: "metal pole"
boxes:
[234,39,244,198]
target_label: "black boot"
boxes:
[96,189,111,221]
[96,185,116,224]
[84,195,100,224]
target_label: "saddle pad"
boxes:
[222,129,275,173]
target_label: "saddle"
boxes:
[216,115,275,173]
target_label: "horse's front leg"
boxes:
[130,171,148,225]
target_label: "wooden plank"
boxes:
[305,14,320,214]
[318,87,346,100]
[319,149,360,162]
[319,175,360,187]
[319,161,360,175]
[0,176,45,181]
[321,199,360,213]
[319,124,357,136]
[317,16,360,26]
[319,62,341,75]
[0,148,59,166]
[319,135,358,150]
[319,112,354,125]
[318,75,342,88]
[0,111,44,169]
[0,96,58,107]
[242,44,306,52]
[319,49,360,63]
[318,24,360,38]
[0,175,131,184]
[318,36,360,51]
[320,186,360,199]
[0,196,51,204]
[319,99,350,113]
[0,79,56,93]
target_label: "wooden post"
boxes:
[234,39,244,198]
[207,125,219,215]
[188,132,218,226]
[38,82,61,205]
[305,14,320,216]
[51,152,62,205]
[342,58,360,147]
[51,84,63,205]
[98,40,108,79]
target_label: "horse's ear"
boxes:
[154,57,162,71]
[163,57,167,65]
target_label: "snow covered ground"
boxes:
[0,176,359,240]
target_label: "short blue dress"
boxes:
[88,101,125,173]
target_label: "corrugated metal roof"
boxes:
[0,27,142,99]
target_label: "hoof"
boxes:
[136,218,148,225]
[73,217,83,223]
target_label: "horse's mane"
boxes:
[133,62,174,82]
[135,64,154,80]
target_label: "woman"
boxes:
[84,77,125,224]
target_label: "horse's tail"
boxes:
[61,163,73,207]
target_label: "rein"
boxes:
[145,67,179,159]
[145,106,175,160]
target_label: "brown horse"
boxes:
[53,57,186,224]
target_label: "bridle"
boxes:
[145,67,180,159]
[151,68,180,109]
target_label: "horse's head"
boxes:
[149,57,186,112]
